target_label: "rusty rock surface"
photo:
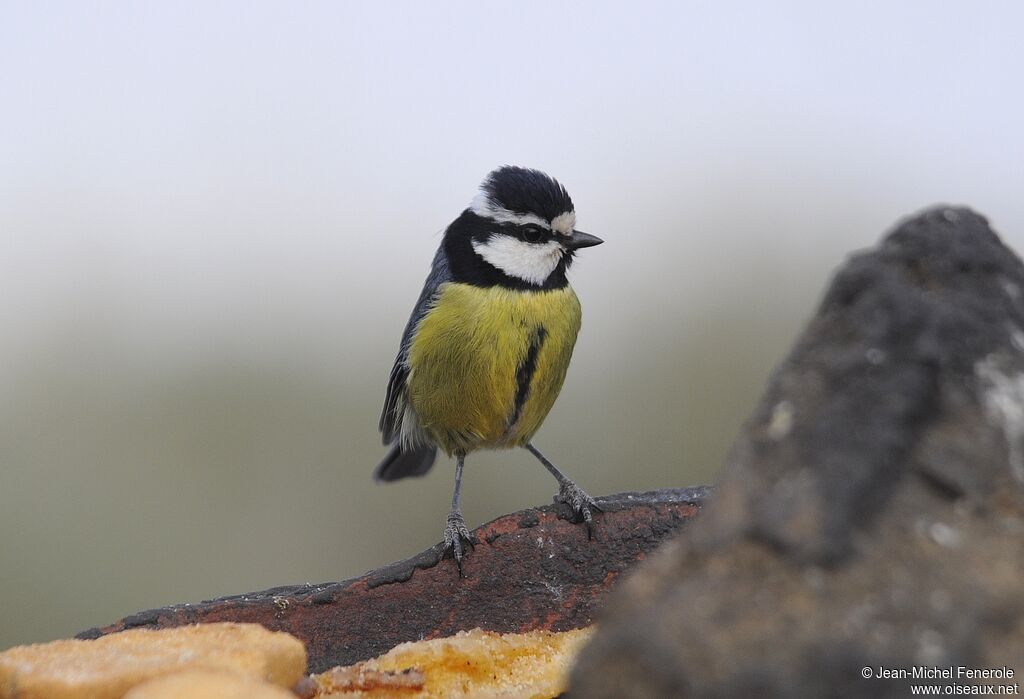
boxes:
[571,207,1024,697]
[80,488,707,673]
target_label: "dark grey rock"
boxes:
[570,207,1024,698]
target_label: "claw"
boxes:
[554,481,601,538]
[442,511,476,576]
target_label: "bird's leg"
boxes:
[525,442,601,538]
[442,451,476,574]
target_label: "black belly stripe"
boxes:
[509,326,548,429]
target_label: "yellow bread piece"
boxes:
[313,626,594,699]
[0,622,306,699]
[123,669,297,698]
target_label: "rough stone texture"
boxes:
[80,488,707,673]
[571,207,1024,697]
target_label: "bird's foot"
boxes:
[442,510,476,575]
[554,480,602,538]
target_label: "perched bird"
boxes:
[375,166,604,568]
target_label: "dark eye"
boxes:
[523,226,544,243]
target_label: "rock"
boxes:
[570,207,1024,697]
[81,488,708,673]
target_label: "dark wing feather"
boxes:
[374,442,437,481]
[379,245,451,443]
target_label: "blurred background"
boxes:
[2,1,1022,650]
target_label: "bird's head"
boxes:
[444,166,603,289]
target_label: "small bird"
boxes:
[375,166,604,568]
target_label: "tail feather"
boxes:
[374,443,437,482]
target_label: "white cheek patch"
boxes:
[471,236,564,285]
[550,211,576,236]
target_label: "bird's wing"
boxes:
[379,245,451,444]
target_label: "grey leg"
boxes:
[525,442,601,537]
[442,451,475,573]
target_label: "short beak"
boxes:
[566,230,604,250]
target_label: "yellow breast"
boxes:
[407,283,582,455]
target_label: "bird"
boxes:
[374,165,604,570]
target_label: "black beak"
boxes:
[566,230,604,250]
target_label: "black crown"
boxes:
[481,166,574,221]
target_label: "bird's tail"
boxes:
[374,443,437,482]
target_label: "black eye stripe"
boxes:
[473,220,550,244]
